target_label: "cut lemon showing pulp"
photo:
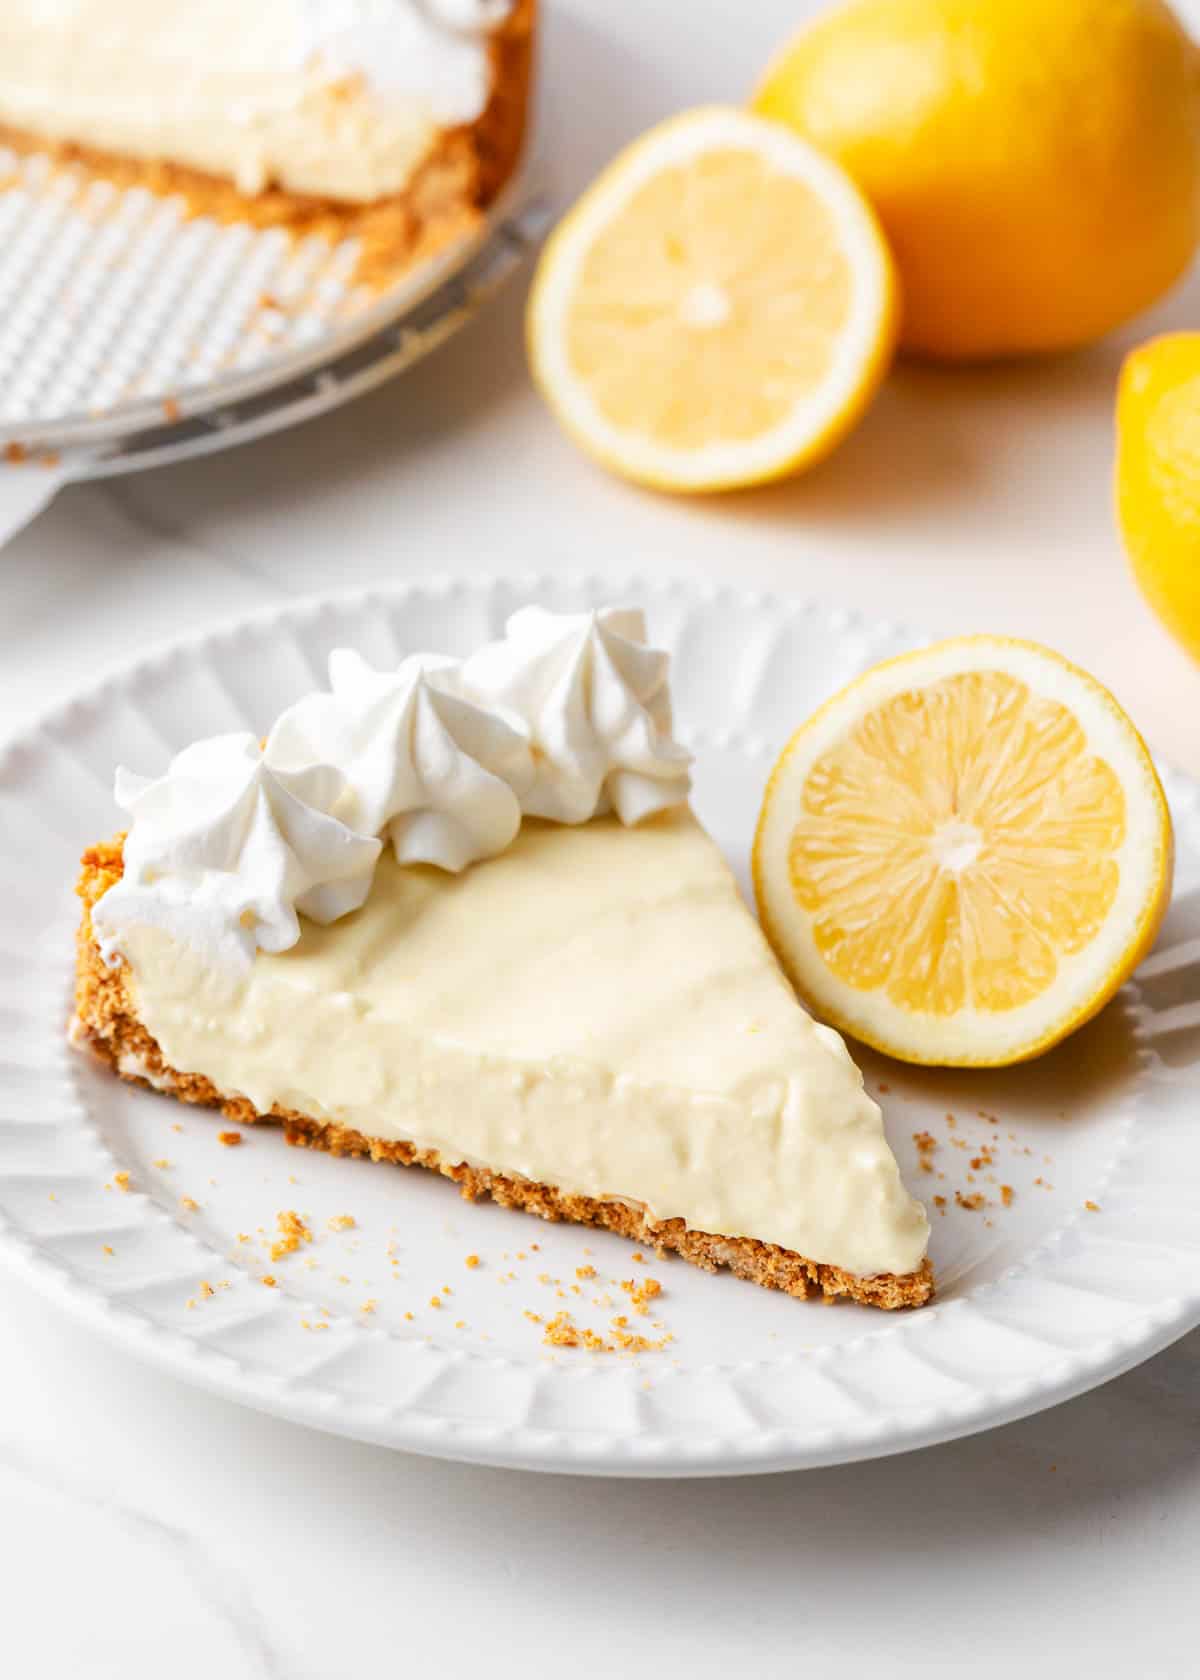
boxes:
[526,107,898,493]
[753,638,1173,1066]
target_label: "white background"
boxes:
[3,0,1200,1673]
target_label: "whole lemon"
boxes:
[754,0,1200,360]
[1116,332,1200,663]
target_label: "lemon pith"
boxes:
[526,107,898,492]
[753,637,1173,1067]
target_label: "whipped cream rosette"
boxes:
[459,606,694,824]
[266,651,534,873]
[92,732,381,968]
[290,0,513,122]
[95,611,695,965]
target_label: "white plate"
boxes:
[1,575,1198,1477]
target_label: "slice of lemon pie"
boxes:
[71,608,931,1309]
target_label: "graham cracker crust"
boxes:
[72,838,934,1312]
[0,0,535,292]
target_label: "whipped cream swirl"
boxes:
[459,607,694,824]
[99,608,692,968]
[92,733,381,969]
[266,650,533,873]
[290,0,512,124]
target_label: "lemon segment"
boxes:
[753,638,1173,1066]
[527,107,898,492]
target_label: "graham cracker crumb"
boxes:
[152,1157,171,1170]
[102,1244,114,1255]
[465,1253,480,1269]
[955,1191,986,1212]
[1000,1185,1014,1208]
[179,1195,201,1212]
[261,1275,277,1287]
[327,1214,356,1232]
[361,1298,378,1314]
[620,1276,663,1316]
[542,1308,671,1354]
[429,1294,442,1309]
[1084,1200,1100,1212]
[575,1264,596,1280]
[217,1131,242,1147]
[542,1310,607,1351]
[612,1328,673,1353]
[269,1209,312,1261]
[113,1170,131,1192]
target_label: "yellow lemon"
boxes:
[1116,332,1200,664]
[753,638,1172,1066]
[526,107,898,493]
[754,0,1200,360]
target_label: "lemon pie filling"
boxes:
[118,814,930,1279]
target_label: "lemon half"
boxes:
[753,637,1173,1066]
[527,107,898,493]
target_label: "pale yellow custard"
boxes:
[119,809,929,1279]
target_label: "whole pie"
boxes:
[71,608,932,1309]
[0,0,534,284]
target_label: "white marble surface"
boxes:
[4,0,1200,1672]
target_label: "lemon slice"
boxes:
[526,107,898,493]
[753,638,1173,1066]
